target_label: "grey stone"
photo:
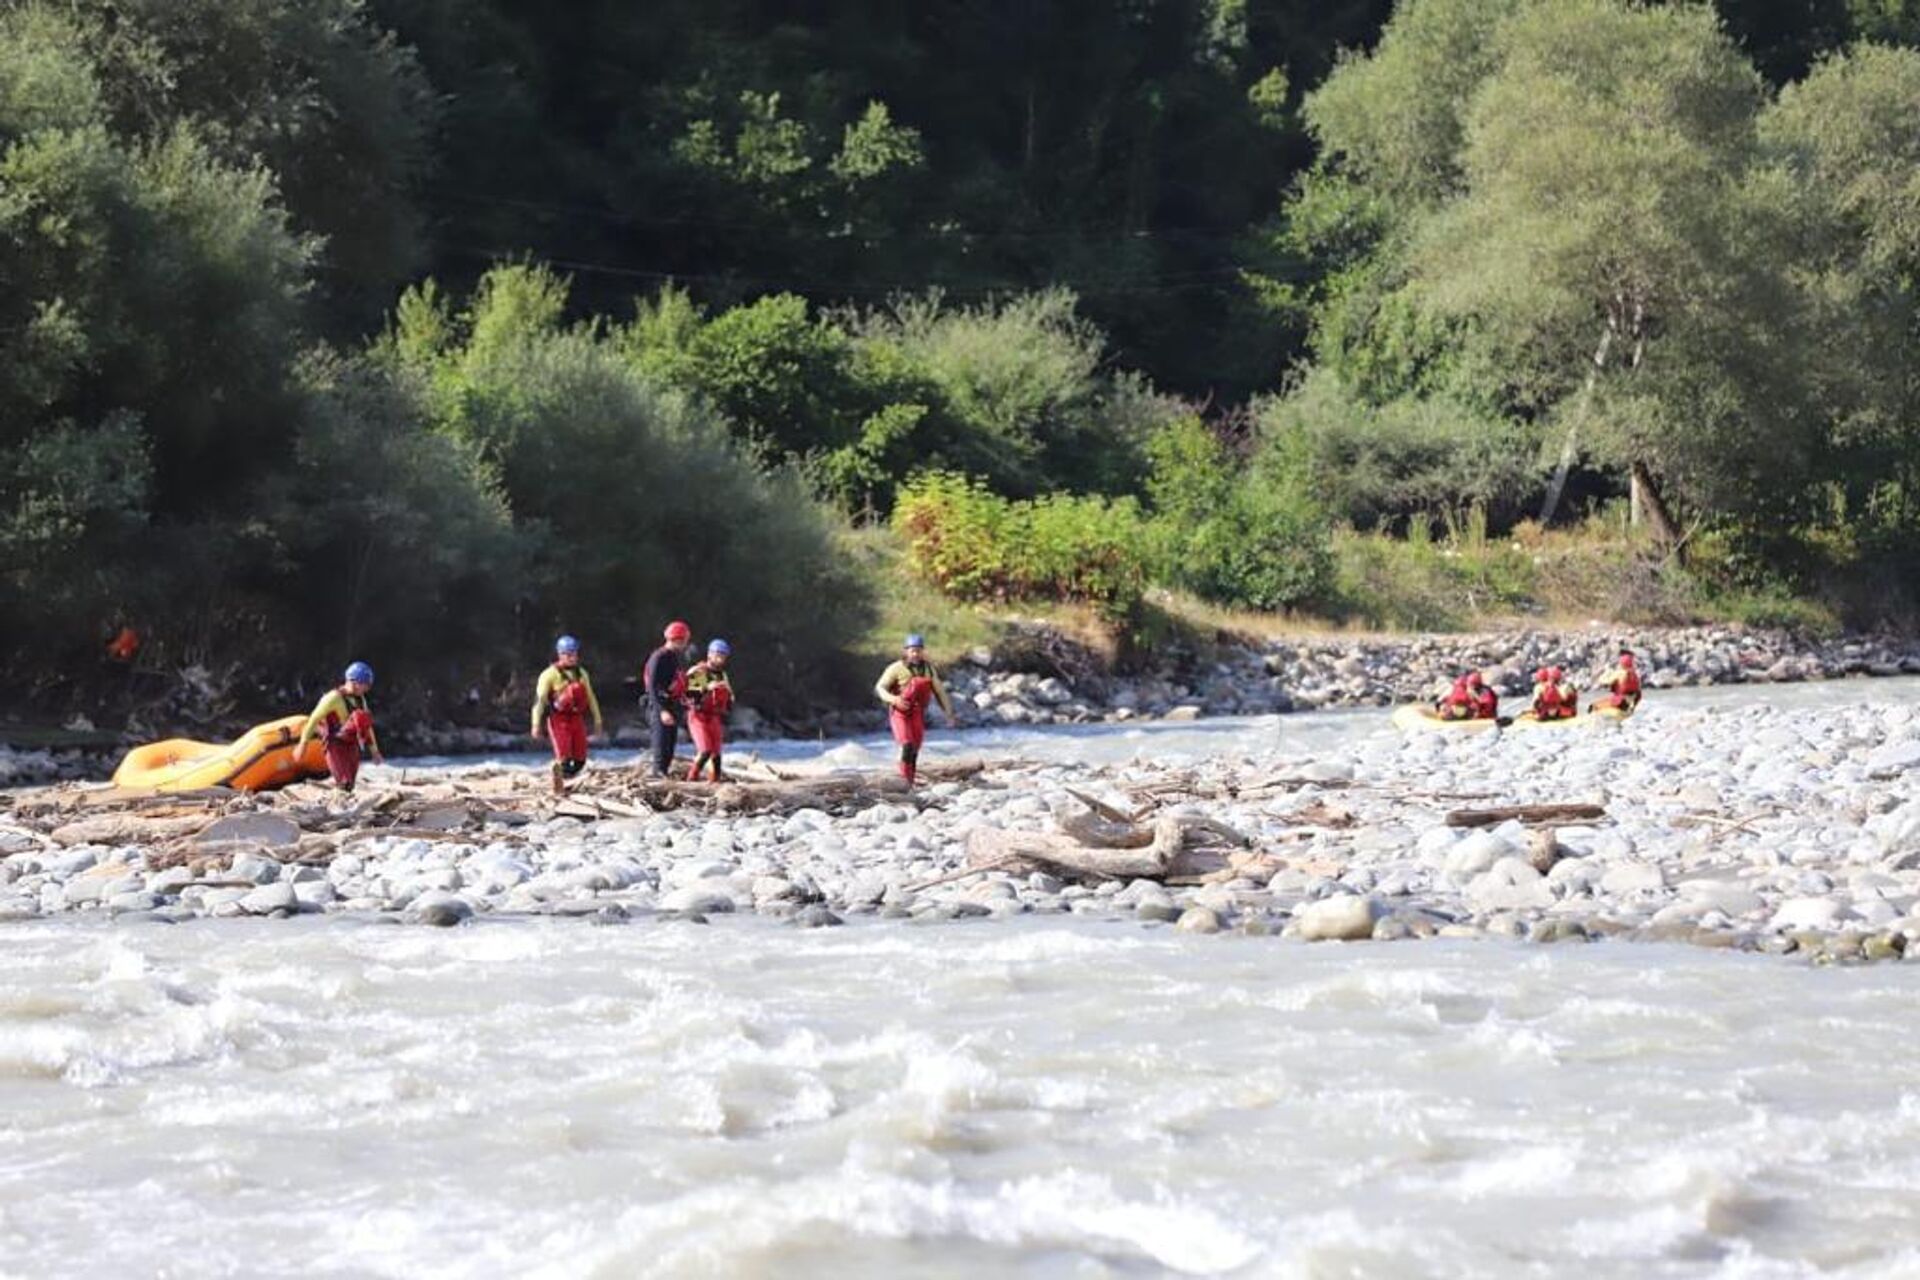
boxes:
[1598,861,1666,896]
[293,880,338,909]
[793,904,844,928]
[660,885,736,914]
[1467,858,1553,913]
[1295,894,1381,941]
[1771,896,1849,931]
[228,852,281,886]
[240,881,298,915]
[1136,900,1181,924]
[413,891,474,927]
[1175,906,1223,934]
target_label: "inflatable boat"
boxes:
[1391,703,1634,734]
[111,714,326,792]
[1390,705,1502,734]
[1504,705,1632,731]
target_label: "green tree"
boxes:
[1763,42,1920,535]
[0,5,316,666]
[386,266,873,705]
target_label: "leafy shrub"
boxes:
[1259,369,1541,530]
[1144,417,1335,611]
[383,266,874,707]
[892,472,1148,621]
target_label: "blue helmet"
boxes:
[555,634,580,656]
[707,638,731,657]
[344,661,374,686]
[903,633,926,650]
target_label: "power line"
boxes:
[444,244,1281,299]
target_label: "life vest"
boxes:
[1533,682,1575,719]
[687,662,733,715]
[1471,688,1498,719]
[550,666,589,714]
[327,690,373,742]
[899,674,936,713]
[1611,667,1641,698]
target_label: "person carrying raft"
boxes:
[684,639,735,782]
[297,661,383,792]
[531,634,604,795]
[1590,649,1642,714]
[1530,666,1579,721]
[875,633,954,786]
[642,620,694,778]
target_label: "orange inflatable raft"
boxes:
[111,714,327,792]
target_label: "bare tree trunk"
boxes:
[1539,321,1615,526]
[1629,461,1682,547]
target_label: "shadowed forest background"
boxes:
[5,0,1920,722]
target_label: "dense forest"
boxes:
[3,0,1919,720]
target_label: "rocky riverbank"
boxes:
[6,624,1920,787]
[6,692,1920,965]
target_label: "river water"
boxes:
[7,680,1920,1278]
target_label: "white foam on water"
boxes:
[5,919,1920,1277]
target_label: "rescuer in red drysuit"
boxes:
[874,634,954,786]
[297,661,383,791]
[684,639,735,782]
[1590,650,1642,714]
[531,635,604,795]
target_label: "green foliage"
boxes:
[70,0,433,330]
[1304,0,1522,209]
[1144,417,1335,610]
[1261,370,1540,527]
[622,285,1174,512]
[893,472,1149,622]
[387,266,874,703]
[849,290,1173,498]
[259,352,520,676]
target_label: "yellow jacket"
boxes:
[876,659,953,717]
[531,665,604,735]
[297,687,381,755]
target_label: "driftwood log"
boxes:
[591,758,989,816]
[1444,802,1606,828]
[958,797,1261,886]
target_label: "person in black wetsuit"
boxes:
[641,619,694,777]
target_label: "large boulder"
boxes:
[1295,894,1381,941]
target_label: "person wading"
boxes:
[642,620,694,778]
[684,639,735,782]
[875,634,954,786]
[297,662,383,792]
[532,635,604,796]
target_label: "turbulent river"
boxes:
[7,681,1920,1278]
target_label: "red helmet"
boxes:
[665,620,691,643]
[1548,666,1564,682]
[1534,667,1551,684]
[1620,652,1636,667]
[1466,671,1484,688]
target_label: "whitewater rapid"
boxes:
[5,919,1920,1278]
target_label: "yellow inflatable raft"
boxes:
[1392,704,1634,733]
[1391,704,1502,734]
[1505,705,1632,731]
[111,714,326,792]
